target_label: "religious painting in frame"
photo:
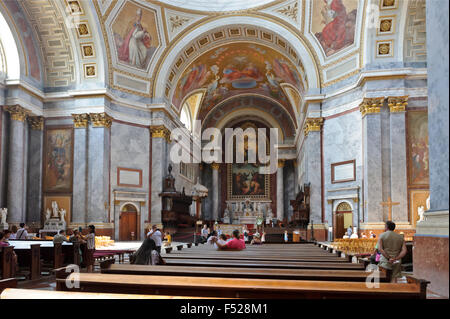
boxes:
[409,189,429,227]
[43,195,72,224]
[407,111,429,187]
[228,163,270,200]
[43,127,74,193]
[112,1,160,71]
[311,0,359,56]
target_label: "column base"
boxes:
[307,223,328,242]
[416,210,449,236]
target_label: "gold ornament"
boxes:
[303,117,324,136]
[28,116,44,130]
[90,113,112,128]
[387,96,408,113]
[72,113,89,128]
[5,105,29,122]
[359,97,384,117]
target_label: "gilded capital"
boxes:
[211,162,220,170]
[278,159,285,168]
[72,113,89,128]
[150,125,171,143]
[387,96,408,113]
[90,113,112,128]
[359,97,384,117]
[28,116,44,130]
[303,117,324,136]
[5,105,29,122]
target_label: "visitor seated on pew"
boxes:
[9,225,18,239]
[213,229,246,251]
[16,223,28,240]
[0,231,18,272]
[130,238,165,265]
[250,233,262,245]
[53,230,67,244]
[163,231,172,247]
[206,230,218,246]
[377,221,407,283]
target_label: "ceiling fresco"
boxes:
[172,42,305,113]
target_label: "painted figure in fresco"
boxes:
[315,0,357,56]
[180,63,211,98]
[49,134,68,185]
[118,8,152,69]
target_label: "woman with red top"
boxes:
[213,229,246,251]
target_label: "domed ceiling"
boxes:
[155,0,277,12]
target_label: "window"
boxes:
[180,104,192,131]
[180,162,194,181]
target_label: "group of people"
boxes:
[343,226,376,239]
[130,225,166,266]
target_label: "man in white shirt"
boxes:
[53,230,67,244]
[147,225,163,253]
[16,223,29,240]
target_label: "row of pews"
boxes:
[1,241,428,299]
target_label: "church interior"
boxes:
[0,0,448,301]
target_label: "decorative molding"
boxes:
[388,96,408,113]
[28,116,44,130]
[277,1,298,22]
[90,112,113,128]
[277,159,285,168]
[5,105,30,122]
[211,162,220,170]
[359,97,384,117]
[150,125,171,143]
[303,117,323,136]
[72,113,89,128]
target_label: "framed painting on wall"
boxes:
[43,195,72,224]
[228,163,270,200]
[407,111,429,187]
[43,127,74,193]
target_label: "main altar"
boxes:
[222,198,274,226]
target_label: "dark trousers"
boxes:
[156,246,161,254]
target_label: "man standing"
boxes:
[147,225,163,253]
[377,221,407,282]
[16,223,29,239]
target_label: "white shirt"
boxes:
[147,230,163,247]
[16,228,28,239]
[86,233,95,250]
[350,233,358,239]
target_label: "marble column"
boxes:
[211,162,220,221]
[6,105,28,224]
[150,125,170,225]
[87,113,111,224]
[72,114,89,225]
[276,160,284,221]
[388,97,409,222]
[26,116,44,225]
[360,98,384,223]
[303,117,323,224]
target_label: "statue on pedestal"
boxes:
[51,201,59,218]
[0,208,8,227]
[60,208,67,223]
[45,208,51,222]
[223,204,231,224]
[418,205,426,222]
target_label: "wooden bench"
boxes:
[0,278,17,294]
[14,244,41,280]
[0,288,222,299]
[163,258,365,270]
[163,254,349,263]
[0,246,15,279]
[58,273,429,299]
[100,264,389,282]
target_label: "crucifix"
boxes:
[380,197,400,221]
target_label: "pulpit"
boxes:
[290,183,310,229]
[159,165,194,232]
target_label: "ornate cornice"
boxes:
[72,113,89,128]
[359,97,385,117]
[28,116,44,130]
[150,125,171,143]
[303,117,324,136]
[387,96,408,113]
[211,162,220,170]
[5,105,30,122]
[90,112,113,128]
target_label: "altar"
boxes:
[222,198,273,226]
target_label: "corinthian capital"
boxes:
[72,113,89,128]
[5,105,30,122]
[303,117,324,136]
[28,116,44,130]
[387,96,408,113]
[359,97,385,117]
[90,112,112,128]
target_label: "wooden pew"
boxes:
[163,254,348,263]
[0,246,15,279]
[163,258,365,270]
[1,288,224,299]
[58,273,429,299]
[14,244,41,280]
[0,278,17,294]
[101,264,388,282]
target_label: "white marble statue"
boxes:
[45,208,51,221]
[59,209,67,223]
[51,201,59,218]
[223,204,230,218]
[0,208,7,225]
[418,205,425,222]
[267,204,274,218]
[426,195,430,211]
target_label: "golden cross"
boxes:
[380,197,400,221]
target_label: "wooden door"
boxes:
[335,213,345,239]
[119,206,137,241]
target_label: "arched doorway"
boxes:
[119,204,138,241]
[334,202,353,239]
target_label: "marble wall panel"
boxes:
[72,129,87,224]
[26,128,43,223]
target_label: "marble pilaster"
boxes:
[276,160,284,221]
[361,98,384,222]
[6,106,28,223]
[26,116,44,224]
[87,113,111,223]
[388,97,408,222]
[211,162,220,221]
[150,125,170,224]
[72,114,89,224]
